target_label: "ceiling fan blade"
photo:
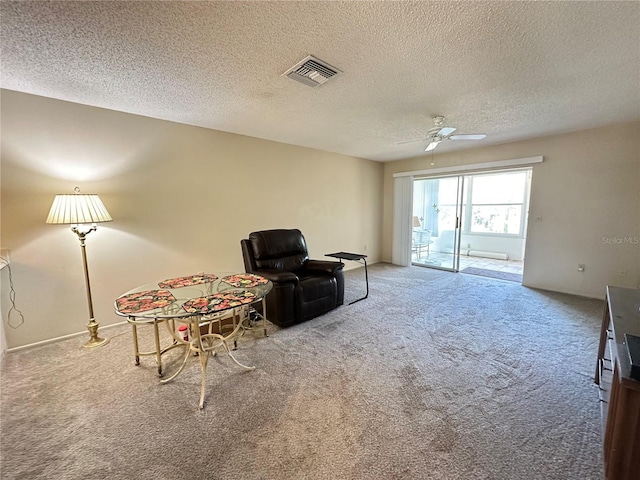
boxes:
[438,127,456,137]
[449,134,486,140]
[425,141,440,152]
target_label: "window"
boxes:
[413,169,531,241]
[465,171,529,236]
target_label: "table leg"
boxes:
[223,341,256,371]
[153,319,163,377]
[159,312,257,409]
[349,258,369,305]
[130,320,140,366]
[233,309,238,350]
[219,308,256,371]
[159,342,191,384]
[195,325,210,409]
[262,298,268,337]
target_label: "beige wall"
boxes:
[384,121,640,298]
[0,90,384,348]
[2,88,638,348]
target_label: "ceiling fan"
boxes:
[401,116,486,152]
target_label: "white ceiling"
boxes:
[1,1,639,162]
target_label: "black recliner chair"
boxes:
[241,229,344,327]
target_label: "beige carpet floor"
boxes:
[460,266,523,283]
[0,263,605,479]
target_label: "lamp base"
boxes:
[83,319,109,349]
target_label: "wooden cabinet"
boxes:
[595,286,640,480]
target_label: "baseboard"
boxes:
[521,282,604,300]
[5,321,128,354]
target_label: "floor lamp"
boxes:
[46,187,113,348]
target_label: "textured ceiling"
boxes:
[1,1,639,162]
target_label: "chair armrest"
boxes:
[304,260,345,275]
[253,269,299,285]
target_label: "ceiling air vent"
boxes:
[283,55,341,87]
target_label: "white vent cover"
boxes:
[283,55,341,87]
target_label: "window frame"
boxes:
[462,169,531,238]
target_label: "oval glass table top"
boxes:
[114,272,272,319]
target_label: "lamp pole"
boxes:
[72,225,108,348]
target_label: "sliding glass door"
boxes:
[412,176,464,271]
[411,168,531,276]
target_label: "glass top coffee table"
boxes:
[114,273,272,408]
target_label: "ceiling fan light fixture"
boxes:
[399,115,486,152]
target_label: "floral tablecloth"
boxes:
[221,273,268,288]
[182,290,256,314]
[116,289,176,314]
[157,273,218,289]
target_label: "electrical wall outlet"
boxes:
[578,264,585,272]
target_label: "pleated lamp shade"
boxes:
[46,192,113,225]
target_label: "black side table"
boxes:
[325,252,368,304]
